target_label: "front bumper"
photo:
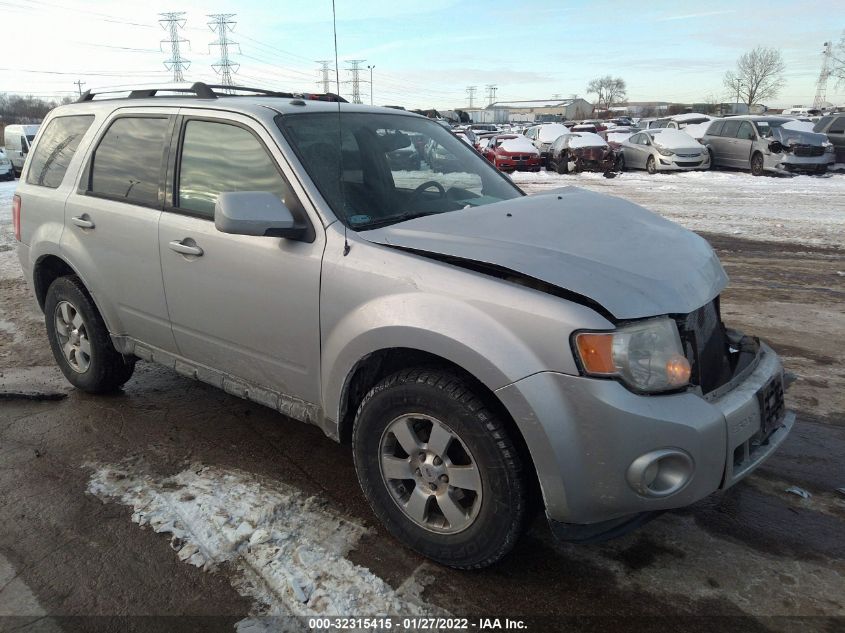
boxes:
[496,340,792,529]
[657,154,710,170]
[765,153,834,173]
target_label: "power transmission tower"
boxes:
[813,41,833,109]
[466,86,477,108]
[208,13,240,91]
[74,80,86,96]
[159,12,191,82]
[485,84,497,106]
[345,60,366,104]
[316,60,334,93]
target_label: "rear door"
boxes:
[62,108,178,352]
[822,115,845,160]
[157,110,324,402]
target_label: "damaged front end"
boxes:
[765,128,834,174]
[569,145,619,174]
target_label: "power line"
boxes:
[316,60,334,93]
[159,12,191,83]
[208,13,239,91]
[345,59,366,104]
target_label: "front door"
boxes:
[157,111,324,403]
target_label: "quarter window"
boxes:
[89,117,169,207]
[26,115,94,188]
[828,117,845,134]
[176,119,301,219]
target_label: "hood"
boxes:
[360,187,727,320]
[772,126,828,146]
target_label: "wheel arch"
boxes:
[337,347,543,511]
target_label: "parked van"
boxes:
[14,83,793,568]
[4,124,40,176]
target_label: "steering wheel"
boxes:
[412,180,447,198]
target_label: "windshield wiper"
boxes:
[353,209,444,230]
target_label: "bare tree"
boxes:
[586,76,627,116]
[832,32,845,87]
[723,47,785,107]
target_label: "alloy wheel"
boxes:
[54,300,91,373]
[379,413,482,534]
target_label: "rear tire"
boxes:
[352,367,528,569]
[45,276,136,393]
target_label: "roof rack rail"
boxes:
[76,81,348,103]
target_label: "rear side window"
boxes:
[828,116,845,134]
[176,119,302,219]
[722,120,741,138]
[706,120,725,136]
[26,115,94,188]
[89,117,169,207]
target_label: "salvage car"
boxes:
[547,131,616,173]
[702,116,834,175]
[0,148,15,181]
[524,123,569,163]
[618,129,710,173]
[15,82,793,569]
[813,113,845,162]
[481,134,541,172]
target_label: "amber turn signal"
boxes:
[574,332,616,375]
[666,354,692,386]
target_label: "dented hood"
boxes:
[360,187,728,320]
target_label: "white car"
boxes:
[523,123,570,161]
[0,148,15,180]
[619,129,710,173]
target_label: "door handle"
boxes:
[168,239,203,256]
[71,215,95,229]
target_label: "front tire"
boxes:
[352,368,527,569]
[646,155,657,174]
[45,276,135,393]
[750,152,765,176]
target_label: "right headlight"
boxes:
[573,317,691,393]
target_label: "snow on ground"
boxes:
[0,180,19,281]
[88,463,441,629]
[512,169,845,247]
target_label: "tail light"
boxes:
[12,194,21,242]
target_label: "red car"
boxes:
[481,134,541,172]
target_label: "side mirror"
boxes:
[214,191,306,240]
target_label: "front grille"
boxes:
[675,161,702,167]
[675,299,733,394]
[757,375,785,436]
[792,144,824,157]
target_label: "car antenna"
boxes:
[332,0,350,256]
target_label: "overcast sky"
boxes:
[2,0,842,109]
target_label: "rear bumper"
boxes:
[496,340,792,528]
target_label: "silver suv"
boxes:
[14,83,793,568]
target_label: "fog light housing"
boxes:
[627,449,693,498]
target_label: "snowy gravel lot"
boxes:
[512,169,845,248]
[1,173,844,631]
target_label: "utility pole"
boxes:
[345,60,366,104]
[316,60,334,93]
[485,84,497,106]
[367,64,375,105]
[208,13,239,91]
[159,11,190,82]
[466,85,477,108]
[74,80,86,96]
